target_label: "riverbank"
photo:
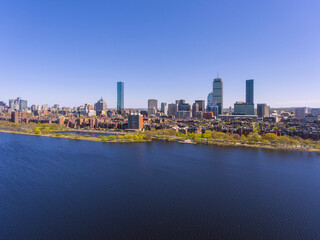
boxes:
[56,128,132,135]
[1,129,319,153]
[0,129,148,143]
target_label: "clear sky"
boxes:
[0,0,319,108]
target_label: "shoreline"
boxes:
[56,128,130,135]
[1,129,319,153]
[0,129,147,143]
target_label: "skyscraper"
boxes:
[148,99,158,115]
[195,100,205,112]
[212,77,223,115]
[117,81,124,113]
[207,92,214,105]
[8,97,27,111]
[168,103,178,117]
[160,102,168,115]
[19,100,27,111]
[257,103,270,118]
[246,79,254,104]
[8,99,14,109]
[94,97,107,112]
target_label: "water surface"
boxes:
[0,133,319,239]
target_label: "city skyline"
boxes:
[0,1,320,108]
[3,75,320,110]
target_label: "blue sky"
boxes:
[0,0,319,108]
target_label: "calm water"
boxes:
[0,133,320,240]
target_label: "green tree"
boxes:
[240,134,247,143]
[108,135,117,141]
[34,127,41,134]
[212,131,225,140]
[264,133,278,142]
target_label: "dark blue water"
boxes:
[0,133,320,240]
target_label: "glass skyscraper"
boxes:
[117,81,124,113]
[246,79,254,104]
[212,77,223,115]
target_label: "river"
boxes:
[0,132,319,239]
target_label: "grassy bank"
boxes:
[150,129,320,153]
[1,121,320,152]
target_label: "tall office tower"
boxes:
[175,99,185,105]
[160,102,168,115]
[178,103,191,112]
[168,103,178,117]
[192,103,199,116]
[245,79,254,115]
[94,97,107,112]
[195,100,205,112]
[246,79,254,104]
[19,100,28,111]
[207,92,214,105]
[117,81,124,113]
[295,107,308,119]
[257,104,270,118]
[8,99,14,109]
[213,77,223,115]
[148,99,158,115]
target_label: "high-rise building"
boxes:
[19,100,27,111]
[8,99,14,109]
[295,107,308,119]
[206,104,219,116]
[160,102,168,115]
[212,77,223,115]
[8,97,27,111]
[168,103,178,117]
[148,99,158,115]
[257,104,270,118]
[175,99,185,105]
[192,103,199,115]
[246,79,254,104]
[232,79,255,115]
[117,81,124,113]
[207,92,214,105]
[234,101,255,115]
[195,100,205,112]
[128,114,144,130]
[94,97,107,112]
[176,100,191,112]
